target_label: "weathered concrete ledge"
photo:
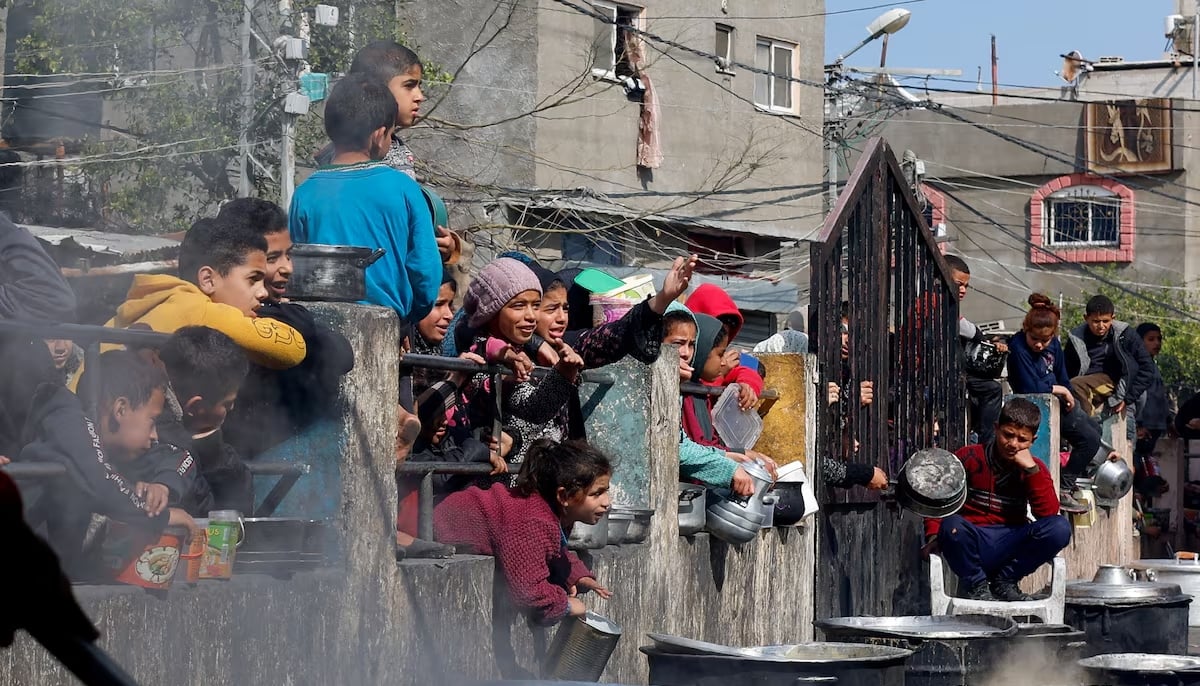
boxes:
[0,305,820,685]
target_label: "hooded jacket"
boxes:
[683,284,765,395]
[0,218,75,459]
[1064,321,1154,407]
[666,303,739,488]
[17,384,168,571]
[104,274,307,370]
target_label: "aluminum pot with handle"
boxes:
[1093,457,1133,502]
[678,484,706,536]
[286,244,386,302]
[891,448,967,519]
[1132,552,1200,627]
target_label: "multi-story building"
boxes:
[404,0,825,341]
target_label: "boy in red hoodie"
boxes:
[684,284,764,411]
[922,398,1071,602]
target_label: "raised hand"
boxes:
[651,254,698,313]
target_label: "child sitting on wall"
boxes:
[434,439,613,625]
[216,198,355,459]
[663,303,769,495]
[20,350,195,576]
[290,72,441,323]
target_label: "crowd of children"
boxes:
[0,37,900,630]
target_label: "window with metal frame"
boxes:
[1045,185,1120,246]
[715,24,734,74]
[754,37,796,113]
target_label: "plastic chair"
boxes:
[929,553,1067,625]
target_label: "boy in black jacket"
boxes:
[20,351,194,576]
[215,198,355,459]
[1065,295,1154,442]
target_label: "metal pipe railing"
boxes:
[396,462,495,541]
[0,320,169,347]
[399,353,617,386]
[679,382,780,400]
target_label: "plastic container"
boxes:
[200,510,244,580]
[711,384,763,451]
[114,525,190,589]
[589,295,635,327]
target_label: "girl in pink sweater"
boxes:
[433,439,613,625]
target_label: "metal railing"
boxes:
[810,137,963,503]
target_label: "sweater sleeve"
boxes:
[679,432,738,489]
[200,301,308,369]
[505,370,576,426]
[822,457,875,489]
[403,183,441,323]
[575,298,664,368]
[566,550,593,587]
[493,519,571,625]
[1024,460,1061,518]
[723,366,765,395]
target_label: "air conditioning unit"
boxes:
[977,320,1007,334]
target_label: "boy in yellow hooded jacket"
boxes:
[100,216,307,372]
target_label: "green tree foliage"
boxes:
[13,0,425,232]
[1060,270,1200,391]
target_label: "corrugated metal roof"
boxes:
[23,224,179,258]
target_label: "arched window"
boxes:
[1029,173,1134,264]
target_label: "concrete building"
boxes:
[403,0,825,341]
[851,13,1200,329]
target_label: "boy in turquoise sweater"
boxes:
[289,72,440,322]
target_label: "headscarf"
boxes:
[682,313,727,447]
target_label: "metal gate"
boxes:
[810,137,964,620]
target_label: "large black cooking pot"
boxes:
[1065,565,1192,656]
[1078,653,1200,686]
[641,643,912,686]
[286,244,385,302]
[816,615,1017,686]
[974,624,1087,685]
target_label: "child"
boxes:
[1006,293,1101,512]
[1134,322,1170,496]
[45,338,84,388]
[1065,295,1154,422]
[434,439,613,625]
[216,197,355,459]
[19,350,193,575]
[663,302,765,495]
[315,40,461,264]
[684,283,765,411]
[921,398,1071,601]
[156,326,254,514]
[462,258,583,478]
[290,72,441,322]
[102,216,307,377]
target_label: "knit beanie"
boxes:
[464,257,542,328]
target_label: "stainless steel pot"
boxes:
[678,484,706,536]
[1065,565,1192,656]
[621,508,653,544]
[1078,653,1200,686]
[1093,458,1134,502]
[286,244,386,302]
[893,448,967,518]
[607,510,633,544]
[705,460,774,543]
[1132,553,1200,626]
[567,511,608,550]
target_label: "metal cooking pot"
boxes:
[1065,565,1191,656]
[1093,457,1134,502]
[816,615,1018,686]
[1078,653,1200,686]
[678,484,706,536]
[892,448,967,519]
[1132,553,1200,626]
[705,460,774,543]
[567,511,608,550]
[286,244,386,302]
[642,642,912,686]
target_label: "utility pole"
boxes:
[237,0,255,197]
[824,64,843,215]
[277,0,310,209]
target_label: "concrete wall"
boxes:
[0,304,821,686]
[864,101,1197,326]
